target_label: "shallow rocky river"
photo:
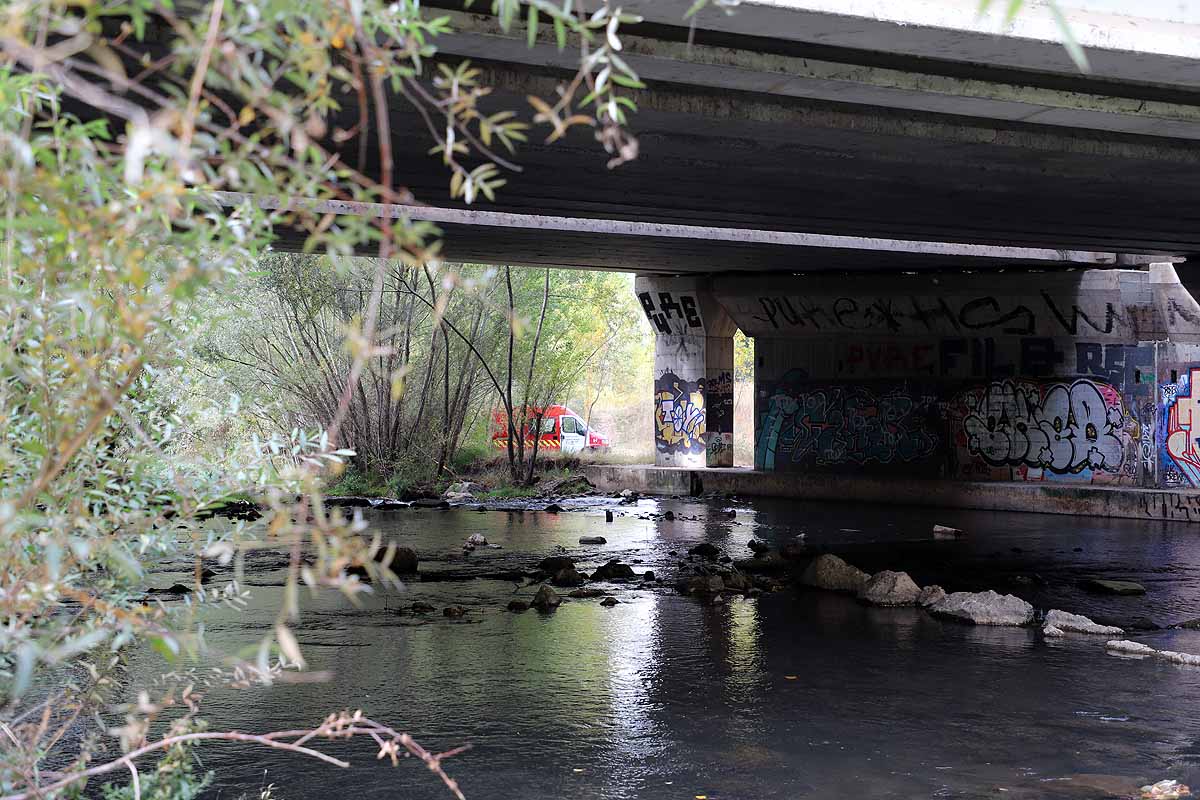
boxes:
[132,496,1200,799]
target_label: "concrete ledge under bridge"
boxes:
[585,465,1200,525]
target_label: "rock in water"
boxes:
[663,510,675,521]
[544,503,563,513]
[506,600,529,613]
[689,542,721,560]
[531,585,561,612]
[443,606,466,618]
[1044,609,1124,635]
[857,571,922,606]
[929,590,1034,626]
[1080,578,1147,596]
[680,575,725,596]
[932,524,964,540]
[1141,779,1192,799]
[748,540,770,555]
[600,596,619,607]
[537,555,575,573]
[592,560,637,581]
[409,601,436,613]
[465,533,488,548]
[579,536,607,545]
[605,510,614,523]
[800,554,870,593]
[568,588,605,598]
[722,571,752,593]
[1106,639,1157,657]
[1043,624,1065,637]
[917,585,946,607]
[550,567,586,587]
[380,546,418,575]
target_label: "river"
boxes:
[131,496,1200,799]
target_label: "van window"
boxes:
[561,417,577,434]
[541,417,556,434]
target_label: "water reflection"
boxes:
[121,497,1200,799]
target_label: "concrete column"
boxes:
[635,275,737,468]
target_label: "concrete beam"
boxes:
[622,0,1200,89]
[438,10,1200,141]
[217,192,1160,272]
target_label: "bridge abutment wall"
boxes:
[637,265,1200,493]
[719,264,1200,491]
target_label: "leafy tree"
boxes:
[0,0,669,796]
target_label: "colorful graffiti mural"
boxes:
[1163,368,1200,487]
[960,380,1127,474]
[756,372,939,471]
[654,371,706,455]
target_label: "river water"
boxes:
[133,497,1200,800]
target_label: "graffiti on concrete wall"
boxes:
[756,371,939,471]
[831,338,1153,382]
[1162,368,1200,488]
[706,371,734,434]
[751,292,1129,338]
[639,291,702,335]
[959,380,1127,474]
[654,371,706,455]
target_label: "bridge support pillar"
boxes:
[635,276,737,468]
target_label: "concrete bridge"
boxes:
[288,2,1200,515]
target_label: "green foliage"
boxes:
[100,742,213,800]
[326,467,390,498]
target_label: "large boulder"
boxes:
[444,481,483,497]
[1044,609,1124,635]
[858,571,922,606]
[929,590,1034,626]
[531,585,561,612]
[801,554,870,593]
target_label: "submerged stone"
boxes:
[579,536,607,545]
[1080,578,1147,596]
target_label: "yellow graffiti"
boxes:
[655,377,706,452]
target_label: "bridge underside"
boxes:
[262,54,1200,272]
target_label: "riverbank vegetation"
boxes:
[0,0,694,796]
